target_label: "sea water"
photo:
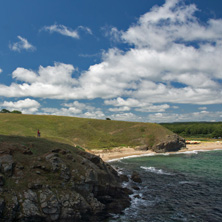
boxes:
[109,150,222,222]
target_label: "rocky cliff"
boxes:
[152,134,186,153]
[0,135,131,221]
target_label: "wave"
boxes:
[140,166,173,175]
[107,149,222,163]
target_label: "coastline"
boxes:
[89,141,222,162]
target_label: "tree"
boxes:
[0,109,10,113]
[11,110,22,114]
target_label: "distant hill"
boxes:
[160,122,222,139]
[0,113,176,150]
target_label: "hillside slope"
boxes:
[0,114,185,151]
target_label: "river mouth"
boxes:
[108,150,222,222]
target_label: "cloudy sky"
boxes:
[0,0,222,122]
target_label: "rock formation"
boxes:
[152,134,186,153]
[0,136,131,221]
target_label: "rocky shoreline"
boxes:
[0,136,132,222]
[0,134,188,221]
[92,141,222,162]
[91,134,186,161]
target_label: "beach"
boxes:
[90,141,222,162]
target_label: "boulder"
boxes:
[131,171,142,183]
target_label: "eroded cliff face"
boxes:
[0,137,131,221]
[152,134,186,153]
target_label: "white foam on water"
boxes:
[107,148,222,162]
[179,181,199,185]
[140,166,173,175]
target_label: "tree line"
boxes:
[0,109,22,114]
[160,122,222,138]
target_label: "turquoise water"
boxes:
[109,150,222,222]
[124,151,222,182]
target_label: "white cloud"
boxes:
[121,0,222,49]
[103,26,122,42]
[148,111,222,123]
[110,112,143,122]
[105,97,170,113]
[135,104,170,113]
[1,98,40,114]
[198,107,207,110]
[0,0,222,123]
[9,36,36,52]
[109,106,131,112]
[42,24,92,39]
[0,68,2,73]
[0,63,79,99]
[105,97,140,107]
[41,101,105,119]
[82,110,105,119]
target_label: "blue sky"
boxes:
[0,0,222,122]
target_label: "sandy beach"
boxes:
[90,141,222,162]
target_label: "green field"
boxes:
[0,113,173,150]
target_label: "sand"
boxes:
[89,141,222,162]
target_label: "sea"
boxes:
[108,150,222,222]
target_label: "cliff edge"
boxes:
[0,135,131,222]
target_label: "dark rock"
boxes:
[0,154,15,176]
[60,150,67,155]
[23,149,33,155]
[132,185,140,190]
[0,138,131,221]
[28,182,43,190]
[60,165,71,181]
[131,171,142,183]
[119,174,129,182]
[51,149,61,153]
[152,134,186,153]
[0,197,5,216]
[0,174,4,186]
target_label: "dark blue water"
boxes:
[109,150,222,222]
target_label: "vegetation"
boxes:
[0,113,173,149]
[0,109,22,114]
[160,122,222,139]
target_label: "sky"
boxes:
[0,0,222,123]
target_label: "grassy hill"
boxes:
[0,113,173,150]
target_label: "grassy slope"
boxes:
[0,114,173,149]
[0,134,85,191]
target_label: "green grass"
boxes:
[0,134,87,192]
[0,113,173,149]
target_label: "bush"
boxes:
[11,110,22,114]
[0,109,22,114]
[0,109,10,113]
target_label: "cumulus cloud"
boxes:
[109,106,131,112]
[41,101,105,119]
[9,36,36,52]
[42,24,92,39]
[198,107,207,110]
[105,97,170,113]
[1,98,40,114]
[110,112,143,122]
[148,111,222,123]
[1,0,222,122]
[0,63,78,99]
